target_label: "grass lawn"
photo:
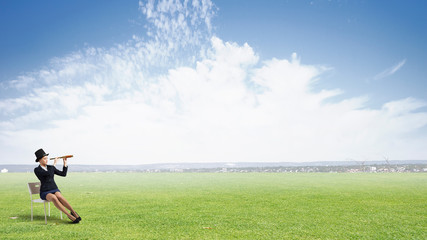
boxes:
[0,172,426,239]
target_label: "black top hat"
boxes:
[35,149,49,162]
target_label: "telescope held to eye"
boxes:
[50,155,73,160]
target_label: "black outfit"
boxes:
[33,164,81,223]
[34,165,68,193]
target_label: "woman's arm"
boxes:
[53,158,68,177]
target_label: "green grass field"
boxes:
[0,172,426,239]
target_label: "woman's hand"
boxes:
[63,157,68,167]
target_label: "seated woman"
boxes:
[34,148,81,223]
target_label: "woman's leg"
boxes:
[46,193,76,221]
[54,192,80,218]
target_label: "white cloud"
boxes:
[1,1,426,165]
[373,59,406,80]
[139,0,215,62]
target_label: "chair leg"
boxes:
[31,201,33,221]
[43,202,47,224]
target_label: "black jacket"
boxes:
[34,165,68,192]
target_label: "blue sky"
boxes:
[0,1,142,84]
[2,0,426,105]
[216,0,427,106]
[0,0,426,164]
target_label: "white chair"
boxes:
[28,182,63,224]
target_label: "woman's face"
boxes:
[40,156,48,165]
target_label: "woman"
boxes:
[34,148,81,223]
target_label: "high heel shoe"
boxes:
[68,215,80,224]
[71,211,81,221]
